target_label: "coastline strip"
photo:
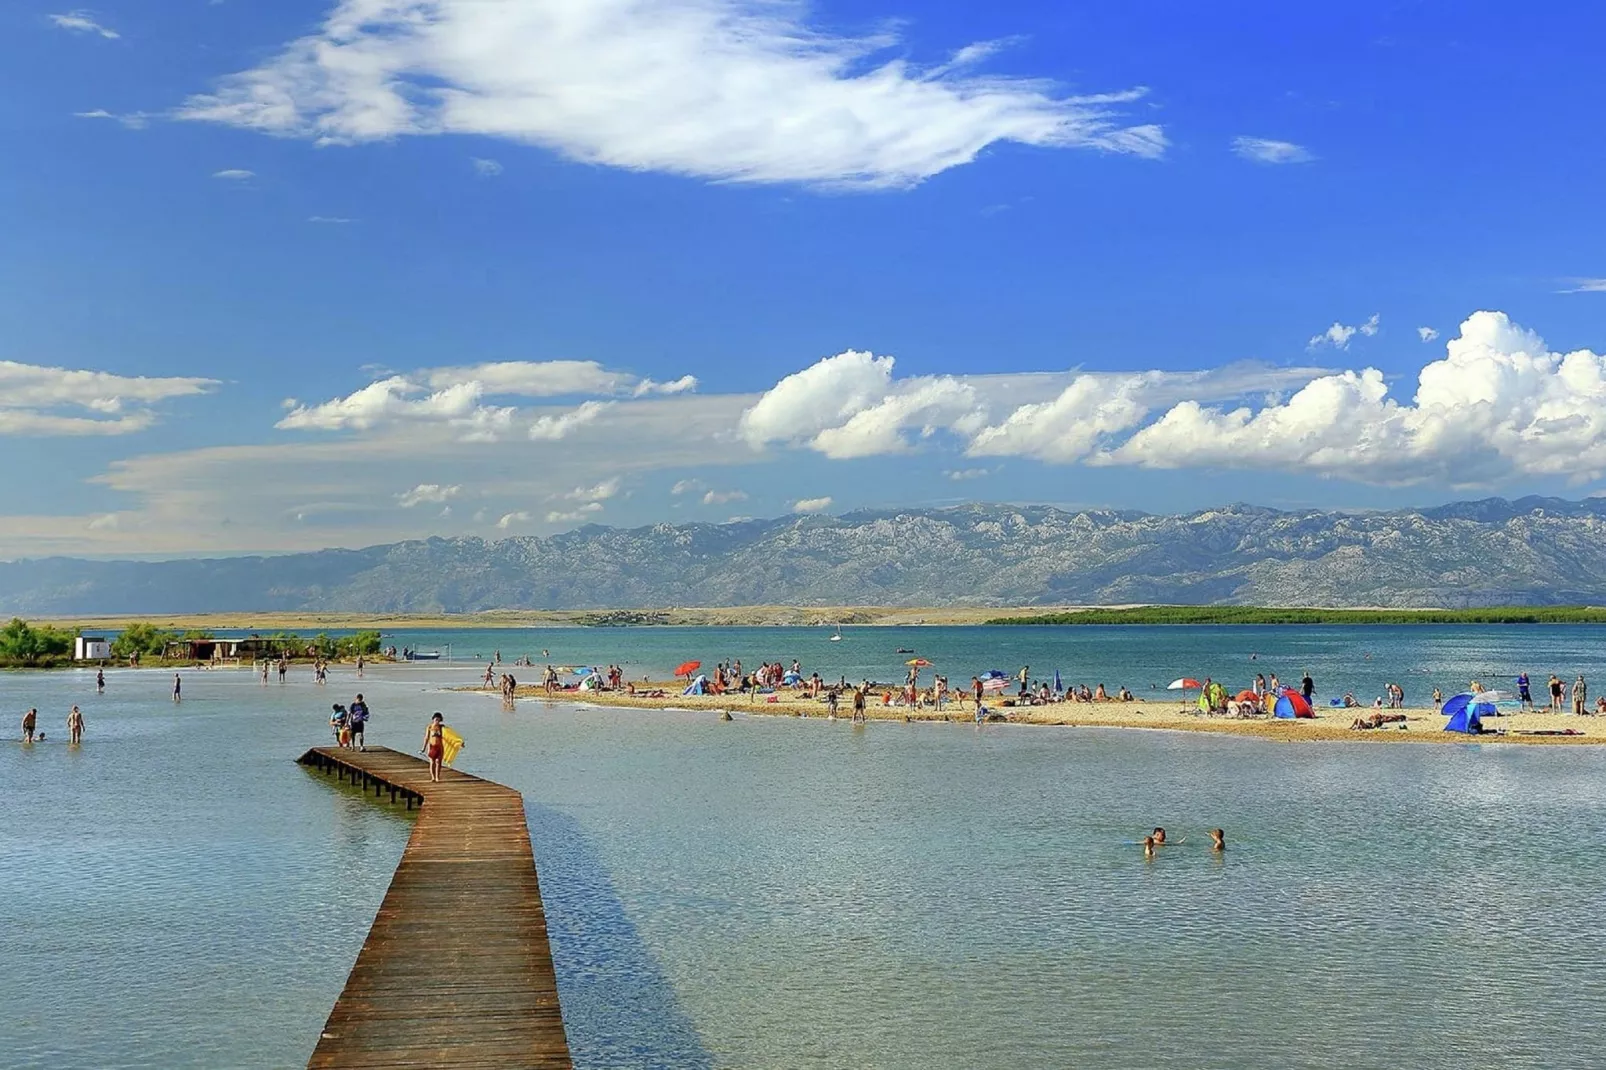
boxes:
[296,746,572,1069]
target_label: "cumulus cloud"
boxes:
[1232,137,1314,164]
[278,360,683,441]
[701,488,747,505]
[1103,311,1606,485]
[545,502,604,524]
[528,400,613,440]
[496,510,533,529]
[561,477,622,501]
[1309,313,1379,350]
[471,157,503,177]
[944,467,992,481]
[738,351,983,458]
[0,360,216,437]
[633,375,699,397]
[1418,326,1440,342]
[397,483,460,507]
[792,496,834,514]
[50,11,119,38]
[176,0,1164,190]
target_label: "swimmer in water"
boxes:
[1151,826,1167,845]
[1210,828,1226,852]
[1142,836,1155,859]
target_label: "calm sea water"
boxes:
[4,625,1606,1069]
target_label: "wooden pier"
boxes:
[296,746,573,1069]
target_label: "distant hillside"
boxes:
[5,496,1606,615]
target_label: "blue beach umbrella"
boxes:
[1442,692,1498,734]
[1054,669,1062,694]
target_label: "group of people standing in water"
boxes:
[19,706,84,745]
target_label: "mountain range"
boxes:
[5,496,1606,615]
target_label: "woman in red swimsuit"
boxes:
[422,712,446,782]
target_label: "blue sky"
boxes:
[3,0,1606,556]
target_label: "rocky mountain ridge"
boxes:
[4,496,1605,614]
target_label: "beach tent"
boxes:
[1442,692,1495,734]
[682,674,708,696]
[1273,691,1314,719]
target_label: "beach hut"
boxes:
[1442,693,1494,734]
[1273,691,1314,719]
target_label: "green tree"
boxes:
[110,622,177,660]
[0,618,74,664]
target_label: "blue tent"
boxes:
[1273,691,1314,719]
[1442,692,1495,734]
[682,675,707,696]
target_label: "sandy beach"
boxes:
[485,684,1606,745]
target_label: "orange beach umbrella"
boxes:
[674,660,701,678]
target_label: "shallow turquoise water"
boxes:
[5,626,1606,1068]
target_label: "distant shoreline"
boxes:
[31,604,1606,631]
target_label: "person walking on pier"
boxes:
[67,705,84,745]
[349,694,370,750]
[423,713,447,782]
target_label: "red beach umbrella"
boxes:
[674,660,701,678]
[1167,678,1203,690]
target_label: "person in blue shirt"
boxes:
[1516,672,1533,710]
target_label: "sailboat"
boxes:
[829,624,842,642]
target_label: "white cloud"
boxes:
[1102,311,1606,485]
[472,157,503,177]
[562,477,622,501]
[212,169,256,180]
[425,360,627,396]
[1309,313,1379,350]
[633,375,699,397]
[529,400,613,440]
[1232,137,1314,164]
[276,360,671,441]
[1418,326,1440,342]
[73,108,148,129]
[1560,279,1606,294]
[50,11,119,38]
[176,0,1164,190]
[701,488,747,505]
[496,510,534,529]
[308,215,355,224]
[670,479,702,496]
[792,496,834,514]
[544,502,604,524]
[397,483,461,507]
[967,373,1156,462]
[0,360,216,437]
[86,513,121,530]
[944,467,991,481]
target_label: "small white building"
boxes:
[74,636,110,661]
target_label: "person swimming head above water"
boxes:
[1152,827,1167,845]
[1141,836,1155,858]
[1210,829,1226,851]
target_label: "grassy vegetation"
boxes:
[990,606,1606,626]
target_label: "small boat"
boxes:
[406,651,443,661]
[829,625,842,642]
[895,648,915,654]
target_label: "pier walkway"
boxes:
[296,746,572,1069]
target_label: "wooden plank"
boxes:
[297,746,573,1069]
